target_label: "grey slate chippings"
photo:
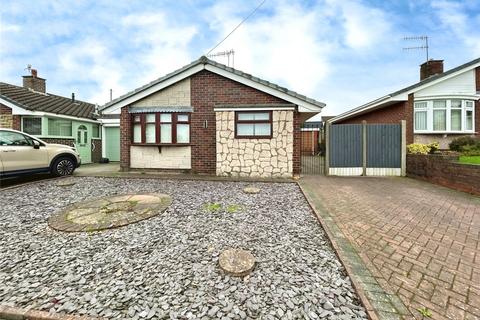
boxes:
[0,177,367,319]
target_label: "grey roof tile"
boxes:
[0,82,97,120]
[101,56,325,110]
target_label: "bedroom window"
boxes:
[235,111,272,138]
[131,113,190,145]
[414,99,475,133]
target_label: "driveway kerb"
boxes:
[0,305,101,320]
[298,180,414,320]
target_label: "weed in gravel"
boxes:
[226,204,243,213]
[203,202,222,212]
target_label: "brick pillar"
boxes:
[120,106,131,171]
[406,94,414,144]
[293,110,301,175]
[12,115,21,130]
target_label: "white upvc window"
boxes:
[414,99,475,133]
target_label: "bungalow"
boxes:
[329,58,480,149]
[100,56,325,177]
[0,69,102,163]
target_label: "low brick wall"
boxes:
[406,154,480,195]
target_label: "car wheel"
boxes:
[52,157,75,176]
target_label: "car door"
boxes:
[0,131,49,172]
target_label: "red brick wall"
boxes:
[335,99,415,143]
[92,139,102,163]
[41,138,75,146]
[407,154,480,195]
[406,93,414,144]
[190,70,288,174]
[336,101,407,125]
[475,67,480,92]
[12,115,21,130]
[120,106,131,171]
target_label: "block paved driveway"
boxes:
[300,176,480,320]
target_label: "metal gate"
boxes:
[300,122,325,174]
[326,121,405,176]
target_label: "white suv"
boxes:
[0,129,81,178]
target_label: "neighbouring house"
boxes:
[0,69,102,163]
[100,56,325,177]
[329,58,480,149]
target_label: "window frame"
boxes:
[21,117,42,136]
[413,99,475,134]
[234,111,273,139]
[131,113,191,145]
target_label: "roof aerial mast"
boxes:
[403,35,429,62]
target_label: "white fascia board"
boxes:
[205,65,324,113]
[100,118,120,126]
[414,94,480,101]
[101,64,205,115]
[0,97,34,115]
[213,107,295,112]
[329,96,393,123]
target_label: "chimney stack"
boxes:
[420,59,444,81]
[72,93,75,103]
[22,68,46,93]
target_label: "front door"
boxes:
[75,124,91,163]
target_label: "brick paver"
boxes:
[300,176,480,320]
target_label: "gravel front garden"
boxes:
[0,177,367,319]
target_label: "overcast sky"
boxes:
[1,0,479,119]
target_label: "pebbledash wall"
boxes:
[120,70,301,176]
[216,110,294,178]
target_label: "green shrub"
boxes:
[407,143,431,155]
[461,145,480,156]
[449,136,480,152]
[427,142,439,154]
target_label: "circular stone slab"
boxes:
[48,193,172,232]
[243,186,260,194]
[219,249,255,277]
[56,178,76,187]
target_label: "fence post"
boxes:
[325,122,330,176]
[362,120,367,176]
[401,120,407,176]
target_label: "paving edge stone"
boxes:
[297,181,414,320]
[0,305,102,320]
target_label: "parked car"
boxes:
[0,129,81,178]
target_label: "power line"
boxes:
[206,0,267,55]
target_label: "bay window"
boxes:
[235,111,272,138]
[131,113,190,145]
[414,99,475,133]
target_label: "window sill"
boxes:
[235,136,273,139]
[414,131,475,135]
[131,143,191,146]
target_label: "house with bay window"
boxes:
[329,57,480,149]
[99,56,324,177]
[0,70,102,163]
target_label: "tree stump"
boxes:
[219,249,255,277]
